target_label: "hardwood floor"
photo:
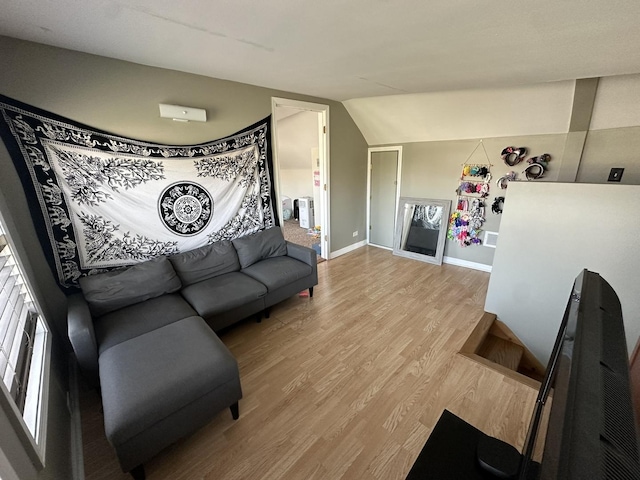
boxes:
[80,246,539,479]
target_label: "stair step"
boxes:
[459,312,496,354]
[477,333,524,371]
[458,312,546,384]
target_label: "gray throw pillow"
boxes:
[79,256,182,317]
[232,227,287,269]
[169,240,240,286]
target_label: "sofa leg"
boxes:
[230,402,239,420]
[264,308,271,319]
[309,287,314,298]
[255,312,262,323]
[130,464,145,480]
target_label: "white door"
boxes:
[368,147,402,249]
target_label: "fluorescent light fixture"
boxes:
[159,104,207,122]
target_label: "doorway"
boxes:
[367,146,403,249]
[272,98,330,260]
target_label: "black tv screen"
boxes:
[519,269,640,479]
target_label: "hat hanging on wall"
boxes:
[496,171,518,189]
[524,154,551,180]
[501,146,527,166]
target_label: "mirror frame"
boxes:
[392,197,452,265]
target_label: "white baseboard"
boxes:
[443,256,492,273]
[68,357,85,480]
[367,243,393,251]
[327,243,492,273]
[329,240,367,259]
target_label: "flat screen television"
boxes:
[516,269,640,479]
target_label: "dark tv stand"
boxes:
[405,410,539,480]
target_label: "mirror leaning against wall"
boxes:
[393,197,452,265]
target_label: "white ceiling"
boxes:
[1,0,640,101]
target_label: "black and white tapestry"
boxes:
[0,94,278,291]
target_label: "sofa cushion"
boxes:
[241,256,313,291]
[169,240,240,286]
[99,316,241,445]
[95,293,197,354]
[79,256,181,318]
[180,272,267,318]
[231,227,287,269]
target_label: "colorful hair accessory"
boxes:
[501,146,527,166]
[462,165,492,179]
[449,196,486,247]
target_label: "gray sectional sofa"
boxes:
[67,227,317,479]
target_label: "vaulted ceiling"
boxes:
[1,1,640,101]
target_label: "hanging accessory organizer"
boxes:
[448,140,492,247]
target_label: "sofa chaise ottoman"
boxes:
[99,316,241,479]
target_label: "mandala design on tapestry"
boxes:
[159,182,213,236]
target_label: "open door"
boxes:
[272,98,330,260]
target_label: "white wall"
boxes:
[590,73,640,130]
[485,182,640,364]
[279,169,313,201]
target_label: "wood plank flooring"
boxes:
[79,246,539,479]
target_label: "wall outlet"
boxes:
[353,231,358,237]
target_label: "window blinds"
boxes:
[0,223,38,413]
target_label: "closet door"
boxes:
[369,150,399,248]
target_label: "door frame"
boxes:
[271,97,330,259]
[367,146,403,249]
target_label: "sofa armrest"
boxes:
[67,293,99,380]
[286,241,317,268]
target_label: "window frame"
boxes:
[0,211,51,471]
